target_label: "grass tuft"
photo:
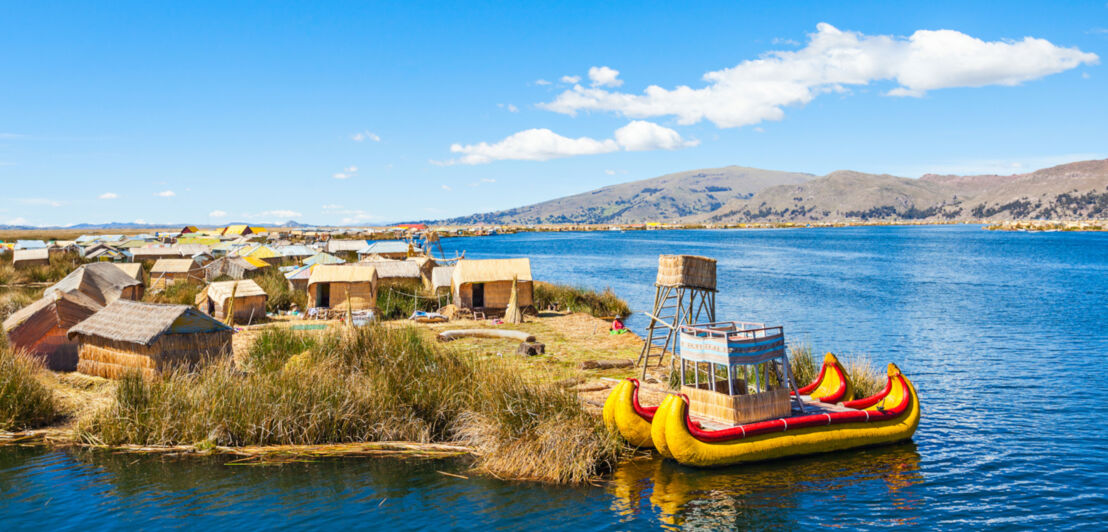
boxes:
[533,282,631,318]
[0,348,62,431]
[843,355,885,398]
[787,343,818,388]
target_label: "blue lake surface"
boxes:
[3,225,1107,530]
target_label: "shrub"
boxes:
[253,268,307,312]
[376,280,438,320]
[787,343,818,388]
[0,348,61,431]
[144,281,202,306]
[533,282,631,318]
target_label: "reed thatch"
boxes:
[150,258,203,290]
[451,259,533,312]
[196,279,268,324]
[504,276,522,324]
[656,255,716,290]
[12,249,49,269]
[307,265,378,310]
[3,290,102,371]
[67,299,232,378]
[46,263,144,306]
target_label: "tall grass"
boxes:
[253,268,307,312]
[376,280,438,320]
[0,348,61,431]
[0,290,35,323]
[533,282,631,318]
[787,343,819,388]
[787,344,886,399]
[78,325,626,483]
[144,281,202,306]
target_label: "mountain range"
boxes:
[444,159,1108,225]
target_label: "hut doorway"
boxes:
[472,283,484,308]
[317,283,331,307]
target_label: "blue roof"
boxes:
[359,241,411,255]
[303,252,345,266]
[15,240,47,249]
[277,245,316,257]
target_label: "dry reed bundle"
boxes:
[656,255,716,290]
[504,276,522,324]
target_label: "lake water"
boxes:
[4,225,1108,529]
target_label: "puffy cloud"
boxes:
[560,75,581,83]
[333,165,358,179]
[614,120,699,151]
[209,210,227,217]
[588,66,622,87]
[541,24,1098,128]
[351,131,380,142]
[533,79,552,86]
[447,128,619,165]
[444,121,694,164]
[98,192,118,199]
[156,190,175,197]
[20,198,62,207]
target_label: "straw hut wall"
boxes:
[196,279,268,324]
[357,259,424,289]
[111,262,147,288]
[68,300,232,379]
[306,265,378,310]
[451,258,533,313]
[431,265,455,295]
[3,291,102,371]
[12,249,49,269]
[150,258,203,290]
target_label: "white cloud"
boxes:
[5,217,30,225]
[446,128,619,165]
[541,24,1098,128]
[209,210,227,218]
[772,37,800,46]
[507,104,519,113]
[351,130,381,142]
[20,198,62,207]
[588,66,623,87]
[534,79,552,86]
[344,165,358,173]
[443,121,695,164]
[561,75,581,84]
[481,178,495,183]
[334,165,359,179]
[321,204,343,210]
[605,169,616,175]
[243,209,302,222]
[333,172,351,179]
[441,185,452,191]
[98,192,118,199]
[156,190,175,197]
[339,210,379,225]
[614,120,699,151]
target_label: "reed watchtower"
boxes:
[637,255,717,378]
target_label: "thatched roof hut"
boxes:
[307,265,378,310]
[357,241,412,260]
[12,248,49,269]
[3,290,102,371]
[68,300,233,379]
[285,264,314,292]
[451,258,533,314]
[358,259,423,289]
[150,258,204,289]
[131,246,184,262]
[196,279,268,324]
[111,262,146,286]
[46,263,144,305]
[431,266,455,294]
[303,252,345,266]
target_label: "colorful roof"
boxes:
[242,256,271,269]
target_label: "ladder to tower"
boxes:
[637,284,716,379]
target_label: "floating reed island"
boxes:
[2,226,889,484]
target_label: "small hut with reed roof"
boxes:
[12,248,49,269]
[307,264,378,310]
[195,279,268,324]
[3,290,102,371]
[46,262,144,305]
[150,258,203,290]
[451,258,533,315]
[68,299,232,379]
[111,262,147,288]
[202,255,268,281]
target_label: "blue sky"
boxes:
[1,1,1106,227]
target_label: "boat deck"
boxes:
[693,395,856,431]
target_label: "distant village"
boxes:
[1,223,537,379]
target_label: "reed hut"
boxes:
[285,264,313,292]
[358,259,423,289]
[150,258,204,290]
[307,264,378,310]
[196,279,268,324]
[202,255,268,281]
[130,246,184,262]
[3,290,102,371]
[12,248,49,269]
[111,262,147,288]
[303,252,345,266]
[431,265,454,296]
[68,300,233,379]
[357,241,412,260]
[46,263,144,305]
[451,258,533,314]
[85,244,124,262]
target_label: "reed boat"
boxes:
[604,322,920,466]
[650,362,919,467]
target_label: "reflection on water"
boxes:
[609,444,923,529]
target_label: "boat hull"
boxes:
[602,379,657,448]
[654,363,920,467]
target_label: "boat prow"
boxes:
[653,362,920,467]
[603,378,658,448]
[794,352,854,403]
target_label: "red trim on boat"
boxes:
[843,375,893,409]
[815,365,848,403]
[683,374,911,443]
[628,379,657,421]
[795,362,828,395]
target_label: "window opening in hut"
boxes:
[318,283,330,307]
[472,283,484,308]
